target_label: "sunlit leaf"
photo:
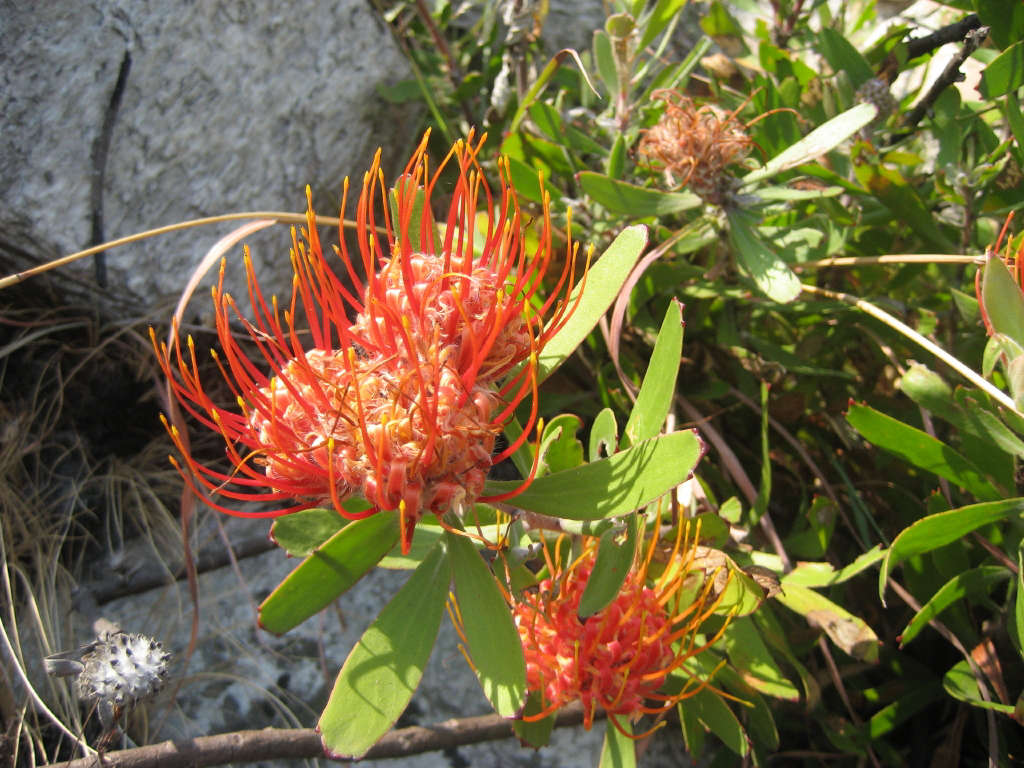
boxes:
[727,209,802,303]
[538,225,648,381]
[319,540,449,758]
[599,716,635,768]
[943,659,1016,714]
[589,407,619,461]
[259,510,400,635]
[623,299,683,447]
[721,616,800,700]
[776,584,880,662]
[447,531,527,717]
[899,566,1011,646]
[878,498,1024,601]
[980,40,1024,99]
[485,429,704,520]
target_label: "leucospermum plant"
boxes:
[152,131,758,759]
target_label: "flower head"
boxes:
[637,90,753,205]
[153,132,584,552]
[512,521,730,736]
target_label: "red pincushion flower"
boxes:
[512,526,729,736]
[152,131,584,552]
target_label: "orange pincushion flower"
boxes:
[152,131,584,552]
[513,523,730,736]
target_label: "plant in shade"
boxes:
[152,131,584,553]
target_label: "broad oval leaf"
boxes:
[447,531,527,717]
[538,225,648,381]
[980,40,1024,99]
[259,510,400,635]
[943,659,1016,714]
[484,429,705,520]
[878,498,1024,602]
[623,299,684,447]
[720,615,800,701]
[589,407,619,461]
[319,540,449,759]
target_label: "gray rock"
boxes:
[0,0,419,307]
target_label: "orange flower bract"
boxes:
[152,131,583,552]
[512,523,730,737]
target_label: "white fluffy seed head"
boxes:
[75,632,171,710]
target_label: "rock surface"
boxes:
[0,0,418,306]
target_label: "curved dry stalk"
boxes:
[802,284,1023,418]
[795,254,978,271]
[0,210,366,291]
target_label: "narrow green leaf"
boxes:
[509,49,600,135]
[815,27,875,86]
[775,584,880,662]
[878,498,1024,601]
[593,30,619,97]
[727,209,802,303]
[979,40,1024,99]
[599,716,636,768]
[578,172,702,217]
[259,510,400,635]
[589,407,619,461]
[752,381,771,523]
[867,682,943,739]
[899,566,1011,646]
[607,134,626,179]
[447,532,527,717]
[579,516,640,618]
[981,251,1024,350]
[711,663,779,750]
[319,541,449,759]
[623,299,683,447]
[846,402,999,501]
[741,103,877,187]
[943,659,1016,714]
[721,616,800,701]
[1016,549,1024,659]
[538,225,648,381]
[781,546,885,588]
[485,429,704,520]
[637,0,688,52]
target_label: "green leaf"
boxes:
[878,498,1024,601]
[537,226,648,381]
[899,565,1011,646]
[684,686,749,756]
[721,616,800,701]
[319,540,449,758]
[846,402,999,501]
[815,27,875,87]
[979,40,1024,99]
[981,251,1024,350]
[378,520,443,569]
[741,103,877,187]
[270,507,345,557]
[578,172,702,217]
[781,546,885,588]
[752,382,771,524]
[447,531,527,717]
[599,716,636,768]
[637,0,688,52]
[727,209,802,303]
[867,682,943,739]
[593,30,619,98]
[540,414,585,474]
[607,134,626,180]
[259,510,400,635]
[589,407,619,461]
[578,516,640,618]
[943,659,1016,714]
[855,163,956,252]
[513,691,556,747]
[623,299,683,447]
[1017,549,1024,658]
[775,584,879,662]
[485,429,704,520]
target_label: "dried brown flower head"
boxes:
[637,89,753,205]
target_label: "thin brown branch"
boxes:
[46,705,593,768]
[899,26,989,133]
